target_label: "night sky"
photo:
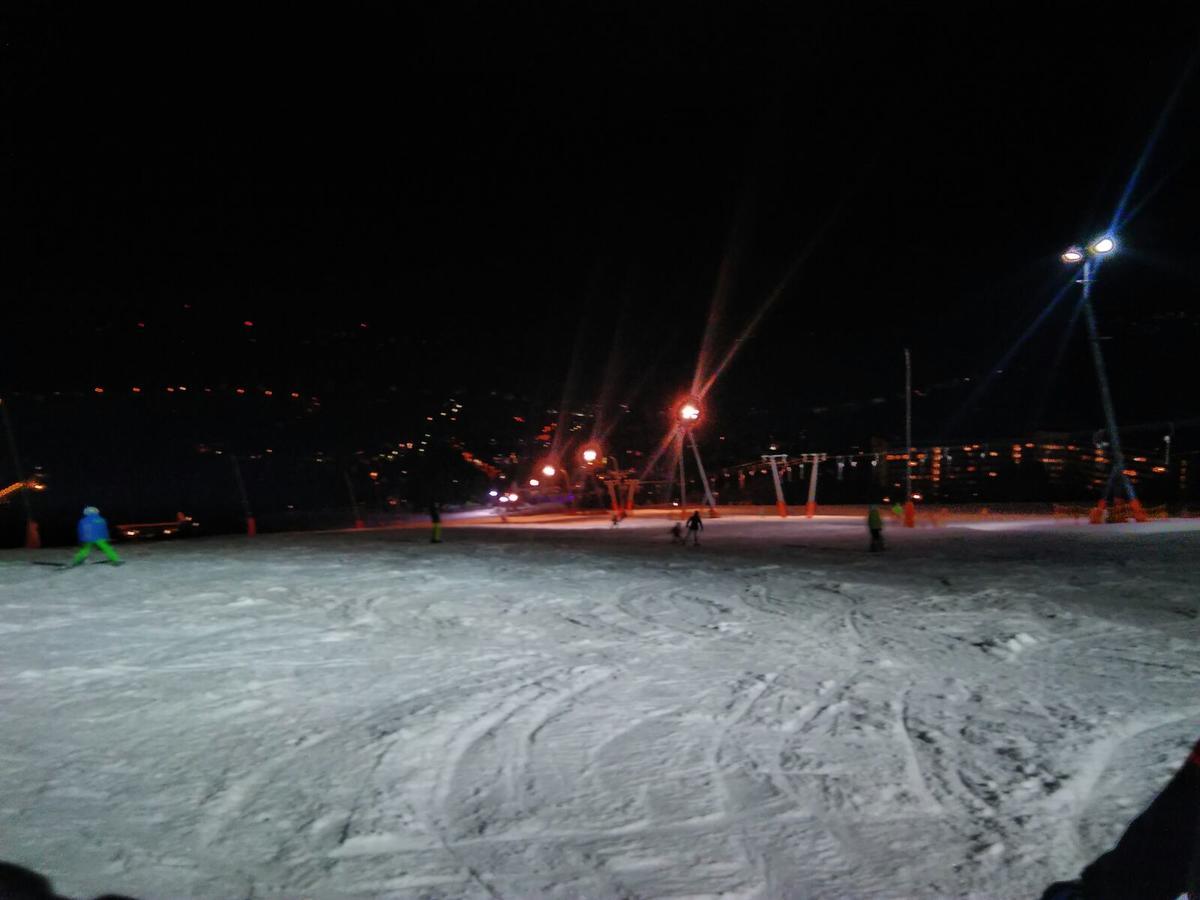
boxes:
[4,6,1200,528]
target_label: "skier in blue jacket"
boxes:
[72,506,122,566]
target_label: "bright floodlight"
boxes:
[529,478,540,486]
[541,464,557,477]
[488,490,498,497]
[582,448,599,463]
[678,401,701,423]
[498,495,509,503]
[507,493,519,502]
[1090,236,1116,255]
[1061,247,1085,264]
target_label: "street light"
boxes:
[1061,233,1145,522]
[529,478,540,487]
[541,464,557,478]
[581,447,599,464]
[674,396,717,516]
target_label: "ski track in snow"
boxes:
[1,515,1199,898]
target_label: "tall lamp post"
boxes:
[677,398,718,517]
[537,462,575,511]
[581,444,633,516]
[1061,236,1146,523]
[903,348,915,528]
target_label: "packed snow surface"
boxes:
[2,515,1199,898]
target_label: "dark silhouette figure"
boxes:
[429,502,442,543]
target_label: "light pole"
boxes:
[1061,236,1146,523]
[903,348,915,528]
[538,462,575,511]
[676,398,718,517]
[581,445,621,516]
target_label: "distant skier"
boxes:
[1040,735,1200,900]
[867,504,885,552]
[610,512,620,528]
[72,506,122,566]
[685,510,703,546]
[670,521,684,544]
[429,502,442,544]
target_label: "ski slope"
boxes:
[2,515,1198,898]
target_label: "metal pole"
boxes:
[1080,259,1143,519]
[0,396,38,547]
[687,430,718,513]
[230,454,256,535]
[805,454,820,518]
[763,454,787,517]
[903,348,915,527]
[677,430,687,516]
[342,469,364,529]
[605,480,621,515]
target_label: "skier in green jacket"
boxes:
[867,504,885,552]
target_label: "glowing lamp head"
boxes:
[507,493,519,502]
[582,448,599,463]
[541,464,557,477]
[488,490,498,497]
[678,400,701,423]
[529,478,540,487]
[1090,236,1116,255]
[1061,246,1085,264]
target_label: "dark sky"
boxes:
[6,5,1200,443]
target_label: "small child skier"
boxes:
[685,510,704,546]
[670,521,684,544]
[429,502,442,544]
[868,504,885,552]
[72,506,122,566]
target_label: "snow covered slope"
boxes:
[2,516,1198,898]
